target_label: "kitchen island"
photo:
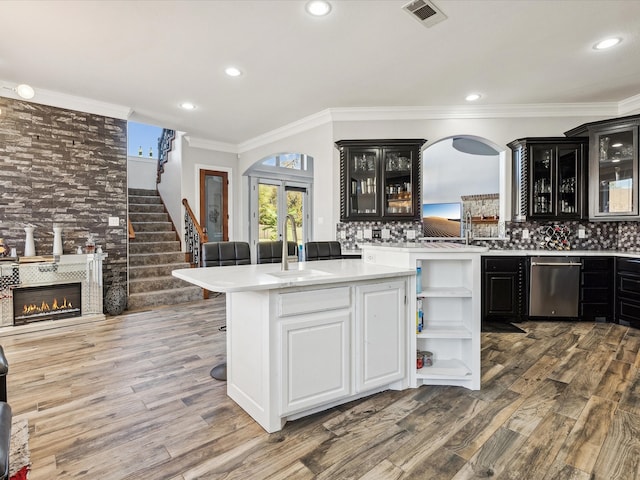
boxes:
[173,259,416,432]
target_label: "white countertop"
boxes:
[361,242,489,253]
[172,258,416,293]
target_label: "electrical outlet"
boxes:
[381,228,391,239]
[522,229,529,239]
[108,216,119,227]
[578,228,586,238]
[363,228,372,239]
[407,230,416,240]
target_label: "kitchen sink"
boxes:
[267,268,330,279]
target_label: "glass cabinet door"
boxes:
[383,148,414,216]
[530,145,553,215]
[347,148,379,216]
[557,146,579,216]
[591,127,638,218]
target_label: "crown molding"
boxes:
[184,136,238,154]
[619,93,640,115]
[235,102,622,153]
[328,103,620,122]
[237,109,333,153]
[0,85,131,119]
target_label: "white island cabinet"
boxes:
[362,243,487,390]
[173,259,414,432]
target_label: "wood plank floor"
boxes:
[2,297,639,480]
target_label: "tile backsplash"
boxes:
[338,219,640,252]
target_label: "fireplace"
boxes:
[13,282,82,325]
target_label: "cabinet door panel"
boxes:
[355,282,405,392]
[484,274,517,316]
[589,125,638,219]
[280,311,351,415]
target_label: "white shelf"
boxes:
[416,358,471,379]
[417,324,472,339]
[418,286,472,298]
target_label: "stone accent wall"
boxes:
[0,97,127,289]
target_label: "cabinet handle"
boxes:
[531,262,582,267]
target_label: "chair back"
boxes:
[201,242,251,267]
[305,241,342,261]
[256,241,297,264]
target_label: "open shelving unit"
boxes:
[415,255,480,389]
[362,244,482,391]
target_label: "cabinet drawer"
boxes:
[580,303,610,319]
[582,257,611,271]
[618,274,640,297]
[581,271,610,288]
[278,287,351,317]
[482,257,523,273]
[580,287,609,303]
[618,297,640,325]
[617,257,640,274]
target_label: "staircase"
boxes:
[127,188,202,311]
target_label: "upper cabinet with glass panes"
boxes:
[336,139,426,222]
[565,114,640,221]
[508,137,588,221]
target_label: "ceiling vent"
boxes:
[402,0,447,28]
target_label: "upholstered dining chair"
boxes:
[305,241,343,261]
[256,241,297,264]
[200,241,251,381]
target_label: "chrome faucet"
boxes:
[282,214,298,271]
[465,211,474,245]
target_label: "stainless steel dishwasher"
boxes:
[529,256,581,317]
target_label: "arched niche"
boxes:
[422,135,508,239]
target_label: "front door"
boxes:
[200,169,228,242]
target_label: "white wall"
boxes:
[423,138,499,204]
[180,140,240,244]
[237,122,335,241]
[157,132,184,236]
[127,156,157,190]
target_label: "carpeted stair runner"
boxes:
[128,188,202,310]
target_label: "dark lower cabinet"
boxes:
[616,257,640,329]
[580,257,614,322]
[482,256,527,323]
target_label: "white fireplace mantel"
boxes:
[0,254,106,328]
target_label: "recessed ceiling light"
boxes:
[16,84,35,99]
[465,93,481,102]
[225,66,242,77]
[593,37,621,50]
[180,102,196,110]
[306,0,332,16]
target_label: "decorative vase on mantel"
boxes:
[24,226,35,257]
[53,225,63,256]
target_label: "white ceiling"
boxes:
[1,0,639,147]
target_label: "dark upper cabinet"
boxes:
[482,256,527,323]
[566,114,640,221]
[508,137,588,221]
[336,139,426,222]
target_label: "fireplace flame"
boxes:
[22,297,73,316]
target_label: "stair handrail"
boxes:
[128,217,136,240]
[157,129,176,184]
[182,198,208,267]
